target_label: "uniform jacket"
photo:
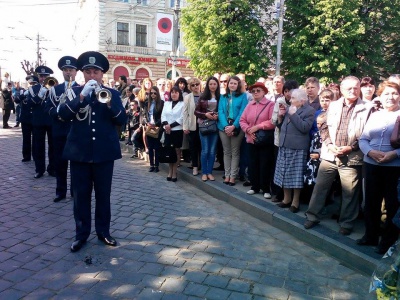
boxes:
[321,97,371,165]
[14,92,32,124]
[28,84,52,126]
[58,85,126,163]
[45,81,80,137]
[217,92,248,131]
[278,103,315,150]
[183,93,198,131]
[1,88,14,110]
[239,97,275,144]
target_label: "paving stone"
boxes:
[205,287,231,300]
[226,278,251,293]
[203,275,230,289]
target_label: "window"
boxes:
[117,22,129,45]
[137,0,148,5]
[136,24,147,47]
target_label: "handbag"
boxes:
[253,102,274,146]
[199,119,217,135]
[145,125,160,139]
[390,115,400,149]
[158,145,178,163]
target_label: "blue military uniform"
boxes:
[44,56,80,201]
[14,76,35,161]
[58,51,126,251]
[29,66,55,177]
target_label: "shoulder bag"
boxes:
[145,125,160,139]
[199,101,218,135]
[254,102,274,146]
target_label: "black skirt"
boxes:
[166,130,183,148]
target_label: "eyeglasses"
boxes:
[251,89,263,93]
[191,83,200,87]
[220,80,228,83]
[158,84,165,86]
[150,92,157,95]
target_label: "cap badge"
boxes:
[66,60,71,65]
[41,68,45,73]
[89,57,96,64]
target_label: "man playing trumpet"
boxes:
[45,56,79,202]
[58,51,126,252]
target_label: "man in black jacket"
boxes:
[1,82,14,128]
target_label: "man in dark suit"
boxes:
[45,56,80,202]
[58,51,126,252]
[28,66,55,178]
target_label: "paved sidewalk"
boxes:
[0,115,374,299]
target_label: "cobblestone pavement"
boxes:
[0,116,372,300]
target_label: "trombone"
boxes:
[44,76,59,89]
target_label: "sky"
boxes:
[0,0,82,83]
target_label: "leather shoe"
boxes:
[48,171,56,177]
[277,202,291,208]
[70,240,86,252]
[21,158,31,162]
[356,236,378,246]
[34,172,44,179]
[98,235,117,246]
[339,227,352,236]
[304,220,319,229]
[53,195,66,203]
[289,206,299,213]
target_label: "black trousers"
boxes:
[2,108,11,127]
[53,135,69,197]
[71,160,114,241]
[188,129,201,168]
[32,125,54,174]
[363,162,400,248]
[248,143,274,193]
[21,122,33,160]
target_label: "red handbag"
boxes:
[390,116,400,149]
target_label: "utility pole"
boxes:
[171,0,181,80]
[275,0,285,76]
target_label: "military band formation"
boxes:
[13,51,126,252]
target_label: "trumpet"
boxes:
[96,88,112,103]
[44,76,59,89]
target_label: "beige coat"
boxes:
[183,93,197,131]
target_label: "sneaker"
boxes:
[263,193,272,199]
[247,190,256,195]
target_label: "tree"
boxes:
[282,0,400,83]
[180,0,274,82]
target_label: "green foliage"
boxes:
[180,0,274,83]
[282,0,400,83]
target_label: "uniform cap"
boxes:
[26,75,39,83]
[34,65,54,75]
[77,51,109,72]
[58,56,78,70]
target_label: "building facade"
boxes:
[74,0,194,82]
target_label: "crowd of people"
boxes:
[2,62,400,255]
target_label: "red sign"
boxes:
[108,55,158,64]
[167,58,190,67]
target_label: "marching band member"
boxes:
[45,56,79,202]
[58,51,126,252]
[28,66,55,178]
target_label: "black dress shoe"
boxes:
[98,235,117,246]
[48,171,56,177]
[149,166,155,172]
[166,177,172,181]
[356,236,379,246]
[339,227,352,236]
[172,177,178,182]
[21,158,31,162]
[289,206,299,213]
[277,202,291,208]
[70,240,86,252]
[243,181,251,187]
[14,123,20,127]
[34,173,44,179]
[304,220,319,229]
[53,195,66,203]
[154,166,159,173]
[228,182,235,186]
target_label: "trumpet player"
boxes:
[28,66,55,179]
[45,56,79,202]
[58,51,126,252]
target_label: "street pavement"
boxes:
[0,115,373,300]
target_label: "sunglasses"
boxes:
[191,83,200,87]
[220,80,228,83]
[251,89,263,93]
[150,92,157,95]
[158,84,165,86]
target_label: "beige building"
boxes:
[74,0,194,82]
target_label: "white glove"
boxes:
[24,90,29,96]
[20,90,24,95]
[38,86,48,99]
[81,79,99,97]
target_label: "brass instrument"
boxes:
[96,88,112,103]
[44,76,59,89]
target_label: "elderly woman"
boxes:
[357,81,400,254]
[274,89,315,212]
[240,82,275,198]
[183,77,202,175]
[218,75,248,186]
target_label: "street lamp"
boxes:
[275,0,285,76]
[170,51,177,80]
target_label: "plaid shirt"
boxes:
[335,101,356,147]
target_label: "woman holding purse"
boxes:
[195,76,220,182]
[239,82,275,198]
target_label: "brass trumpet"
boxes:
[44,76,59,89]
[96,88,112,103]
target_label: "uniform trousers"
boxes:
[305,159,362,229]
[53,135,69,197]
[21,122,33,160]
[2,108,11,127]
[33,125,54,174]
[70,160,114,241]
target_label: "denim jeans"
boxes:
[199,131,218,175]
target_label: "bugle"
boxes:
[44,77,59,89]
[96,88,112,103]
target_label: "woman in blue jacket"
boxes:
[217,75,248,186]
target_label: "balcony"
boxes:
[107,44,159,56]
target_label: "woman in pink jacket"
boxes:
[240,82,275,199]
